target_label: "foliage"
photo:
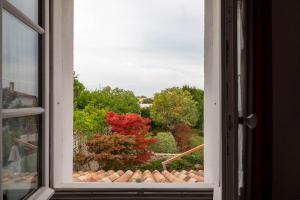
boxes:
[141,107,150,118]
[131,151,204,171]
[79,86,141,114]
[105,112,157,163]
[85,133,137,170]
[150,132,177,153]
[182,85,204,129]
[73,73,141,138]
[168,152,203,171]
[73,152,90,167]
[73,105,107,138]
[174,123,192,152]
[140,160,164,171]
[190,132,204,148]
[150,87,198,130]
[74,90,92,110]
[73,72,87,109]
[142,98,153,104]
[182,152,203,166]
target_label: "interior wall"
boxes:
[271,0,300,199]
[252,0,300,199]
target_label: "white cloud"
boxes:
[74,0,204,97]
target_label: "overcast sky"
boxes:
[74,0,204,97]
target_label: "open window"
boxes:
[0,0,252,199]
[72,0,205,185]
[51,0,221,193]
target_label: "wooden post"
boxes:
[162,144,204,170]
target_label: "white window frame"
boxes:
[0,0,54,199]
[50,0,222,199]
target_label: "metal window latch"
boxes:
[238,114,258,129]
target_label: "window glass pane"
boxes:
[2,10,39,109]
[7,0,39,23]
[2,115,40,200]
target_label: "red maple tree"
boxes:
[105,112,157,163]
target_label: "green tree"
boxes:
[150,87,198,130]
[88,86,140,114]
[182,85,204,130]
[73,104,107,138]
[73,72,141,138]
[73,72,90,110]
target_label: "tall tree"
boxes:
[182,85,204,130]
[150,87,198,130]
[73,72,86,109]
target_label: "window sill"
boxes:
[52,185,214,200]
[54,182,214,189]
[27,186,54,200]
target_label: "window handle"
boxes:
[238,114,258,129]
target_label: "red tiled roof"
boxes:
[73,170,204,183]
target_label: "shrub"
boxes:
[73,152,90,168]
[168,159,194,171]
[135,152,204,171]
[174,123,192,152]
[73,105,106,139]
[141,107,150,118]
[190,134,204,148]
[140,160,164,171]
[105,112,157,163]
[85,133,137,170]
[150,132,177,153]
[183,152,204,166]
[168,152,204,171]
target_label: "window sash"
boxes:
[0,0,53,199]
[2,107,44,119]
[3,0,44,34]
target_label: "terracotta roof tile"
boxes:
[73,170,204,183]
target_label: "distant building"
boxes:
[3,82,38,108]
[137,96,153,108]
[140,103,152,108]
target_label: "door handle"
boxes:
[238,114,258,129]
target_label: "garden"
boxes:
[73,74,204,183]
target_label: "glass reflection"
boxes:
[7,0,39,23]
[2,116,40,200]
[2,10,39,109]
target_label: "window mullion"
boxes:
[2,0,44,34]
[2,107,45,119]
